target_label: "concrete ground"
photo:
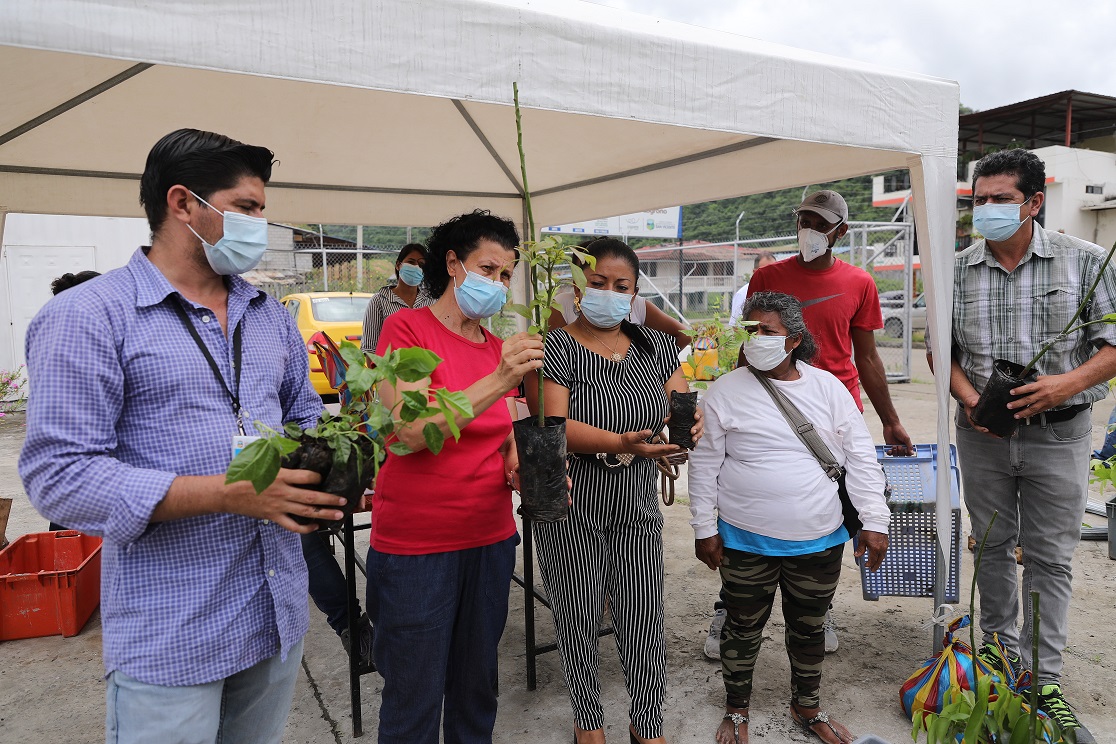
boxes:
[2,353,1115,743]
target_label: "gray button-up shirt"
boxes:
[952,225,1116,406]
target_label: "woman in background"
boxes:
[360,242,433,353]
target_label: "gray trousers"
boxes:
[956,408,1091,683]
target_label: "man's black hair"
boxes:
[50,271,100,296]
[424,210,519,298]
[139,128,275,234]
[972,148,1046,199]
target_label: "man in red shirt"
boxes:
[703,190,912,661]
[747,190,913,452]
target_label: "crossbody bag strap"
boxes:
[748,367,844,481]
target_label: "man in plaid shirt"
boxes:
[945,148,1115,743]
[20,129,345,743]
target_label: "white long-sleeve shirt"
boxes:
[688,361,891,541]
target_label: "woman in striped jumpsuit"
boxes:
[526,238,701,744]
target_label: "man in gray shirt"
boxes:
[945,148,1115,743]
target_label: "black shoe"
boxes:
[1036,684,1095,743]
[975,640,1021,685]
[339,613,376,674]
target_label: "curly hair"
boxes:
[741,291,818,363]
[423,210,519,298]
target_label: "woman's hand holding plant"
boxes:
[494,332,544,389]
[617,429,683,458]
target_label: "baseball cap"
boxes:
[796,190,848,225]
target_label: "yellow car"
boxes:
[280,292,375,396]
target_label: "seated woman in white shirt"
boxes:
[687,291,891,744]
[550,239,691,349]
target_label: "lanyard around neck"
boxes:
[172,300,246,435]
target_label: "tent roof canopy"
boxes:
[0,0,957,228]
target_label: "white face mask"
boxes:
[797,223,841,262]
[742,334,790,371]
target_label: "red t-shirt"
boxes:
[747,257,883,410]
[372,307,516,554]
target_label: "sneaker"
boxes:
[822,610,838,654]
[1036,684,1096,743]
[704,606,727,660]
[340,613,376,674]
[976,641,1022,685]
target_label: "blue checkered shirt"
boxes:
[19,248,323,686]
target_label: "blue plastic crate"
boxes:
[859,444,961,602]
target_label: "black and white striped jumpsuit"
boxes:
[534,326,677,739]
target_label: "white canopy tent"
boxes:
[0,0,959,625]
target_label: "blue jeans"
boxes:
[366,533,518,744]
[105,639,302,744]
[302,531,356,636]
[1093,404,1116,460]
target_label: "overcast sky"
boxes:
[586,0,1115,111]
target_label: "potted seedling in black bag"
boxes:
[503,83,596,523]
[225,342,471,528]
[971,239,1116,438]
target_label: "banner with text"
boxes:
[543,207,682,239]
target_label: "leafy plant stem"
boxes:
[1021,239,1116,377]
[514,80,549,429]
[1028,592,1040,743]
[970,511,998,685]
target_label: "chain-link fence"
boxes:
[635,220,917,381]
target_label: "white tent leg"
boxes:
[908,154,959,649]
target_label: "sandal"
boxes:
[790,702,849,743]
[720,712,748,744]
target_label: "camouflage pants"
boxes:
[718,544,843,709]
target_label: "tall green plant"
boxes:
[504,82,593,426]
[915,511,1066,743]
[1019,239,1116,377]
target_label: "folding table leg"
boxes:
[522,516,538,691]
[343,516,363,737]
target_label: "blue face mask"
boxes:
[187,191,269,275]
[973,197,1032,242]
[398,263,424,287]
[579,287,633,328]
[454,270,508,320]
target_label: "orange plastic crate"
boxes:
[0,531,102,640]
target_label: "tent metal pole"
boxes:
[0,63,152,147]
[452,100,524,195]
[356,225,363,291]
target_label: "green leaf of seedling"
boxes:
[332,436,352,471]
[271,437,301,457]
[283,421,303,439]
[422,422,445,454]
[435,389,474,419]
[347,365,378,399]
[388,441,412,456]
[226,438,282,494]
[398,390,428,423]
[339,340,366,369]
[570,263,588,292]
[528,325,540,334]
[1103,312,1116,323]
[440,405,461,440]
[505,302,532,319]
[395,347,442,383]
[962,675,991,742]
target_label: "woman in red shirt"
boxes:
[369,210,542,744]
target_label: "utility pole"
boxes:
[734,210,745,290]
[356,225,364,291]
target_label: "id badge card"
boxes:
[232,434,262,458]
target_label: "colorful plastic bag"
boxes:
[899,615,1019,721]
